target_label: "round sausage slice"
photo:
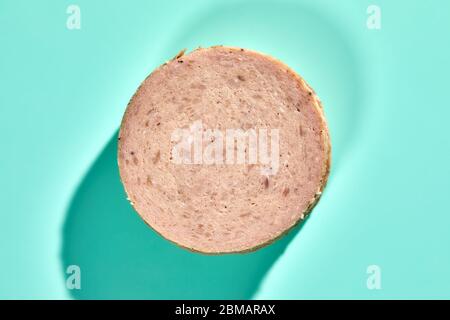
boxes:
[118,46,331,254]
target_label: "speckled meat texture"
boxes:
[118,46,330,254]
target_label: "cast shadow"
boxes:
[61,0,363,299]
[61,134,303,299]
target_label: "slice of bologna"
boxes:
[118,46,331,254]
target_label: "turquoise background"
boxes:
[1,0,449,299]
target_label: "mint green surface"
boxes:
[1,0,449,299]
